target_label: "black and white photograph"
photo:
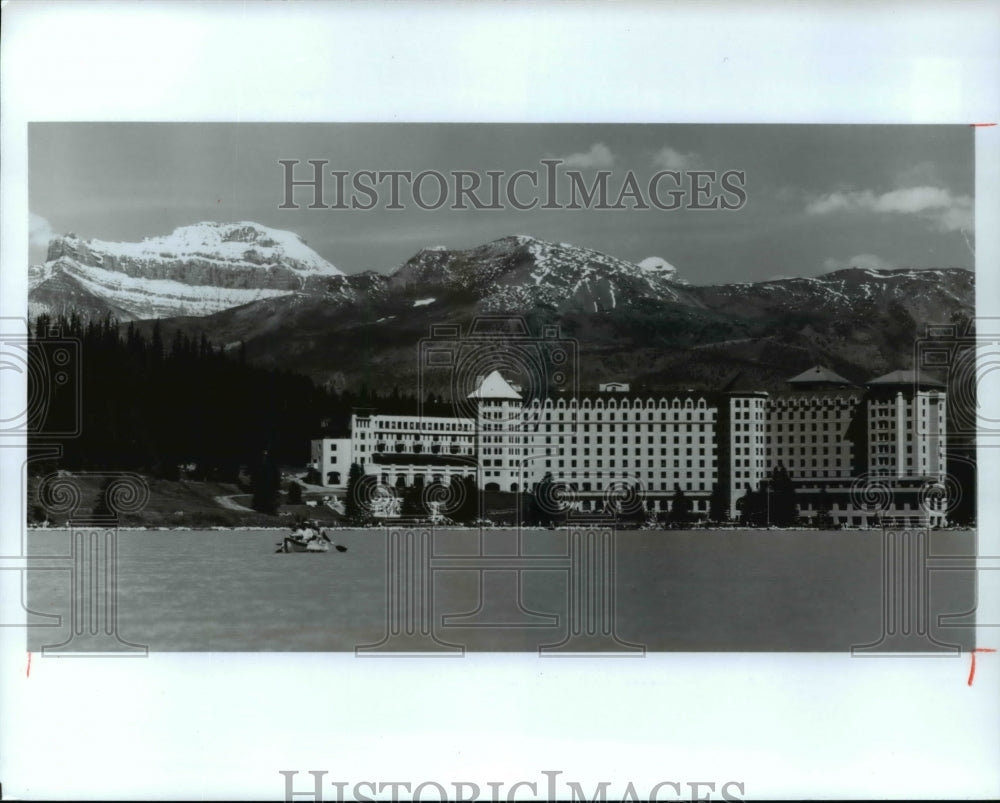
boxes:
[20,122,980,655]
[2,2,999,800]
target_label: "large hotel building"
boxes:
[311,366,949,527]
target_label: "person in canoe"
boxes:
[291,518,313,542]
[275,519,341,553]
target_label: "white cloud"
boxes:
[806,185,973,233]
[29,213,56,247]
[822,253,893,273]
[650,145,700,171]
[557,143,616,169]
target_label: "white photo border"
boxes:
[2,1,998,799]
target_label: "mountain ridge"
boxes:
[27,222,974,396]
[30,221,345,319]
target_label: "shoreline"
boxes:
[24,524,977,534]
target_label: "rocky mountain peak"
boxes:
[30,221,345,320]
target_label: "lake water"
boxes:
[25,527,977,653]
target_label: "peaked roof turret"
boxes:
[468,370,522,400]
[787,365,853,386]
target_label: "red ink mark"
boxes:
[968,648,996,686]
[26,652,31,678]
[970,123,997,127]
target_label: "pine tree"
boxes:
[344,463,367,522]
[815,486,833,529]
[669,483,693,526]
[736,483,760,526]
[151,320,164,363]
[529,472,556,526]
[709,483,728,522]
[449,475,479,523]
[769,462,798,526]
[250,449,281,514]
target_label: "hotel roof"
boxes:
[867,369,946,388]
[787,365,854,385]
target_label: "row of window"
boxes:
[362,419,474,432]
[771,410,854,421]
[477,422,717,434]
[540,479,710,493]
[769,400,859,409]
[542,458,710,470]
[525,398,711,411]
[532,422,713,433]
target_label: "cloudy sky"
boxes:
[29,123,974,284]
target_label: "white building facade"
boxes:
[309,367,950,526]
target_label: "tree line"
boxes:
[26,313,439,482]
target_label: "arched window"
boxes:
[485,482,500,492]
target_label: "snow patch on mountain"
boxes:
[637,256,688,284]
[58,259,293,318]
[29,221,348,319]
[28,262,56,290]
[505,237,688,303]
[391,234,701,313]
[78,221,343,275]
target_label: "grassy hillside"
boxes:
[26,474,342,529]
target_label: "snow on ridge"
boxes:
[637,256,676,272]
[637,256,688,285]
[28,262,55,290]
[67,221,344,276]
[515,240,689,301]
[60,260,292,317]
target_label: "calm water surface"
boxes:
[26,527,977,652]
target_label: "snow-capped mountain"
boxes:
[390,235,692,313]
[29,226,696,320]
[28,222,974,397]
[29,222,344,320]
